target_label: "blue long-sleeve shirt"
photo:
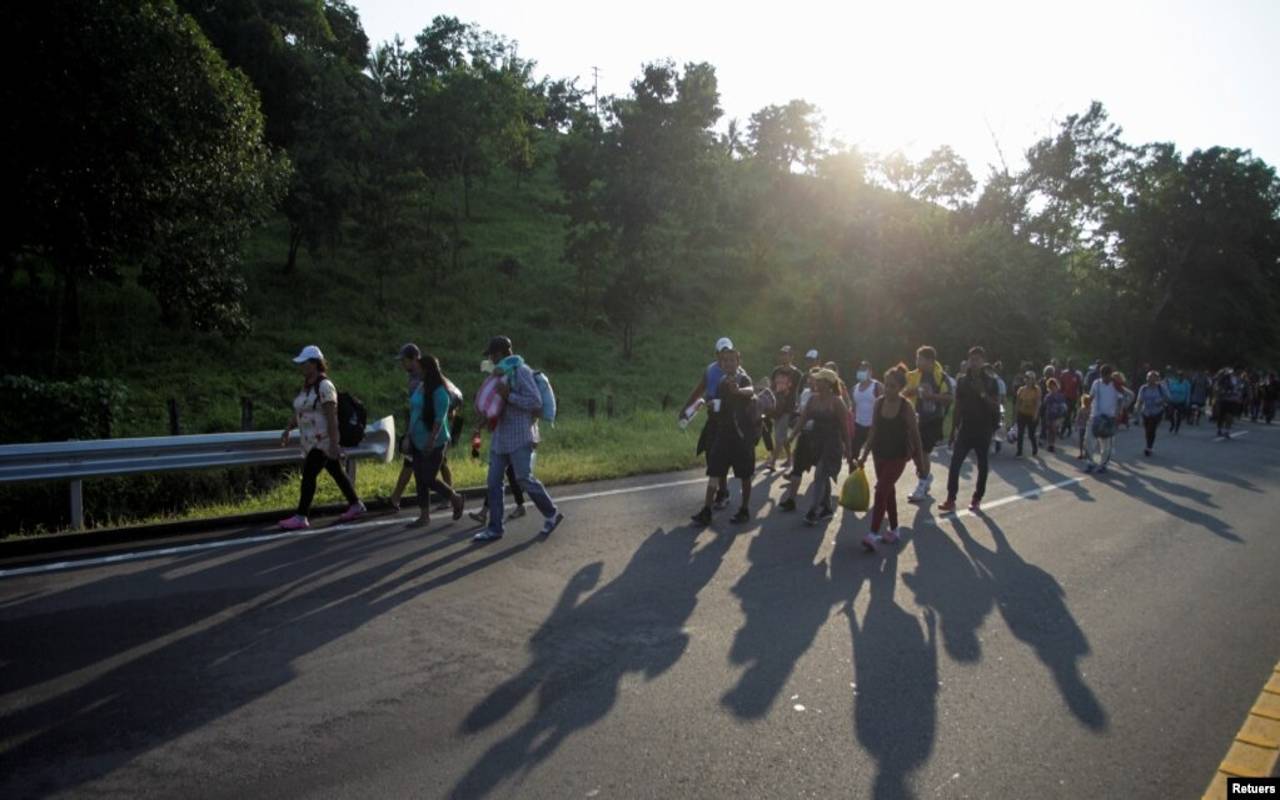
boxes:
[491,360,542,455]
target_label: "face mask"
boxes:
[480,359,494,374]
[857,370,869,382]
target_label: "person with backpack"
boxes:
[1189,370,1211,426]
[938,346,1000,513]
[1136,370,1171,457]
[691,340,756,526]
[1085,364,1121,474]
[904,345,951,503]
[1042,378,1067,453]
[777,369,821,512]
[473,336,564,542]
[784,369,850,525]
[856,364,926,551]
[404,354,467,526]
[1014,370,1042,458]
[278,345,366,530]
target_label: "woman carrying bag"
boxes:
[856,364,926,552]
[406,354,467,527]
[278,345,365,530]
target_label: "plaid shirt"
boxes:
[491,363,542,455]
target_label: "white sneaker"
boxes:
[907,479,929,503]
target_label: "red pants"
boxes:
[870,455,909,533]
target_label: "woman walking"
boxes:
[279,346,365,530]
[1137,371,1171,457]
[1215,367,1242,438]
[788,369,851,525]
[406,354,467,526]
[856,365,925,551]
[778,370,821,512]
[1015,370,1041,458]
[1043,378,1067,453]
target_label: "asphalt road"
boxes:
[2,418,1278,799]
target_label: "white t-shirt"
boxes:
[294,378,337,453]
[1090,379,1120,418]
[852,380,881,427]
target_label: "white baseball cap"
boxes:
[805,349,819,360]
[292,345,325,363]
[715,337,735,353]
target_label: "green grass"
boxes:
[124,409,722,528]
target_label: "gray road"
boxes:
[2,419,1278,799]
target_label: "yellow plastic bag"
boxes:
[840,467,870,511]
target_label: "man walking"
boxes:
[905,345,952,502]
[765,345,804,472]
[938,346,1000,513]
[473,336,564,543]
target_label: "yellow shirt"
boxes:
[1016,385,1042,417]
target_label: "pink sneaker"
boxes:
[279,514,310,531]
[880,529,899,545]
[337,502,367,523]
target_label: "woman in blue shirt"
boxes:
[408,354,466,526]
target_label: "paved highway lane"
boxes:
[2,421,1278,798]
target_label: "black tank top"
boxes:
[872,400,909,460]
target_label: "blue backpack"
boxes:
[530,369,557,425]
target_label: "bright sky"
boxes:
[353,0,1280,181]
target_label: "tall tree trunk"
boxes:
[285,224,304,274]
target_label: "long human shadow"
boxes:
[450,524,736,800]
[719,506,834,718]
[955,514,1108,731]
[841,546,939,800]
[1092,468,1243,543]
[0,520,536,797]
[902,501,993,664]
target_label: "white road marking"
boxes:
[0,477,709,579]
[1214,431,1249,441]
[926,477,1085,525]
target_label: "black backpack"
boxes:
[311,377,366,447]
[337,392,367,447]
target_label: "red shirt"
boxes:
[1060,370,1081,400]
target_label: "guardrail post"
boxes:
[240,397,254,431]
[69,480,84,530]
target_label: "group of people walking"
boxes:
[278,337,563,544]
[680,338,1276,552]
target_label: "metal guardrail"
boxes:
[0,416,396,530]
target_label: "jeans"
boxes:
[483,463,526,509]
[1088,431,1114,468]
[411,444,454,511]
[1016,414,1039,455]
[946,432,990,502]
[486,445,557,535]
[297,447,359,516]
[870,456,908,532]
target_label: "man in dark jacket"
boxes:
[939,346,1001,514]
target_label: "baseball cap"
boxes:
[779,345,793,353]
[292,345,324,363]
[805,349,819,360]
[397,343,421,360]
[483,335,513,357]
[715,337,735,353]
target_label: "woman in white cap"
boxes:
[278,345,365,529]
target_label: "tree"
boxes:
[747,99,823,173]
[5,0,288,361]
[873,146,976,208]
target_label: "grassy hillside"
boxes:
[1,152,795,535]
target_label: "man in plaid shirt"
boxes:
[474,335,564,542]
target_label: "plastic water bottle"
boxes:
[678,399,705,431]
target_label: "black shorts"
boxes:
[919,416,945,451]
[707,438,754,480]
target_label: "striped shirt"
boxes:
[491,364,543,455]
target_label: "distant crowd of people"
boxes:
[268,336,1275,549]
[678,339,1278,552]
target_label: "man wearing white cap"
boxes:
[681,337,755,523]
[804,349,821,372]
[278,345,366,529]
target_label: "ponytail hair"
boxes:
[884,362,909,389]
